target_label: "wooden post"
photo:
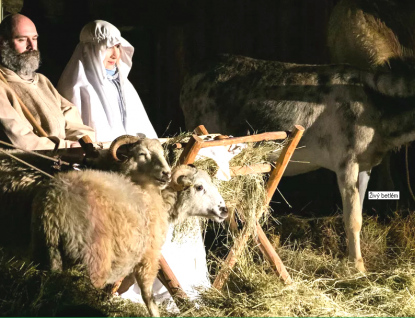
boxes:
[212,224,253,289]
[194,125,209,135]
[158,255,188,300]
[230,164,272,176]
[78,135,100,158]
[265,125,304,205]
[157,134,205,301]
[199,131,287,148]
[255,224,292,284]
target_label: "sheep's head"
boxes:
[109,135,171,188]
[169,165,228,223]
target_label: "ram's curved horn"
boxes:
[109,135,142,161]
[170,165,197,191]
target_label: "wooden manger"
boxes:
[158,124,304,299]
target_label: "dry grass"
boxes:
[2,215,415,317]
[187,214,415,317]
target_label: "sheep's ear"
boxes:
[136,133,146,139]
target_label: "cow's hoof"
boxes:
[355,258,366,273]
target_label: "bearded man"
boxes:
[0,14,95,150]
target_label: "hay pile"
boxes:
[190,214,415,317]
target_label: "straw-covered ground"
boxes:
[1,136,415,317]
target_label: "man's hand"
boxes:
[69,141,81,148]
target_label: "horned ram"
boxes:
[0,135,171,252]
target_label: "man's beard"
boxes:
[0,40,40,77]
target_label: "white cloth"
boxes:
[57,20,157,142]
[197,142,247,181]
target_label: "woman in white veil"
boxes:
[58,20,211,308]
[57,20,157,141]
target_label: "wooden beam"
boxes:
[200,131,287,148]
[255,224,292,284]
[158,255,188,300]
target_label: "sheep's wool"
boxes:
[57,20,157,142]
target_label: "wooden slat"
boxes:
[212,225,252,289]
[265,125,304,205]
[160,134,205,300]
[200,131,287,148]
[255,224,292,284]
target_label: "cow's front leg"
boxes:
[337,162,366,272]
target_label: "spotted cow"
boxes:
[180,54,415,272]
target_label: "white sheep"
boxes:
[30,165,228,317]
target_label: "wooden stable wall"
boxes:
[14,0,339,135]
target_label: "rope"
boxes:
[405,144,415,203]
[0,140,70,166]
[0,140,80,180]
[0,148,54,179]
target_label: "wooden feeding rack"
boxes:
[159,124,304,297]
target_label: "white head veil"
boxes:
[58,20,157,141]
